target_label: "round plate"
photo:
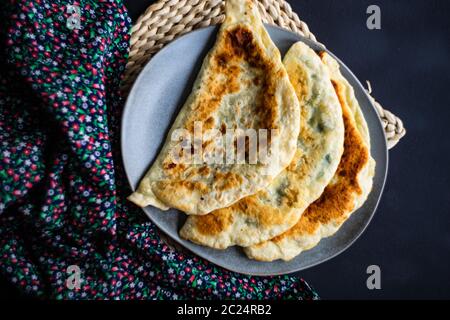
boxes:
[121,25,388,276]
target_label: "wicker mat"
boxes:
[123,0,405,148]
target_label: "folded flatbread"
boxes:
[245,52,376,261]
[128,0,301,215]
[180,42,345,248]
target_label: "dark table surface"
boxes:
[125,0,450,300]
[2,0,449,300]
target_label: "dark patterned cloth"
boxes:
[0,0,319,300]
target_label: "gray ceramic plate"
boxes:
[121,25,388,276]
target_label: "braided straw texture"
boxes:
[123,0,405,149]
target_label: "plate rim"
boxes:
[121,24,389,276]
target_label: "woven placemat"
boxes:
[123,0,405,149]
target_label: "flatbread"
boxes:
[244,52,376,261]
[180,42,345,248]
[128,0,301,215]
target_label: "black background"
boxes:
[125,0,450,300]
[2,0,449,300]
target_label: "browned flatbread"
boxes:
[128,0,301,215]
[244,52,376,261]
